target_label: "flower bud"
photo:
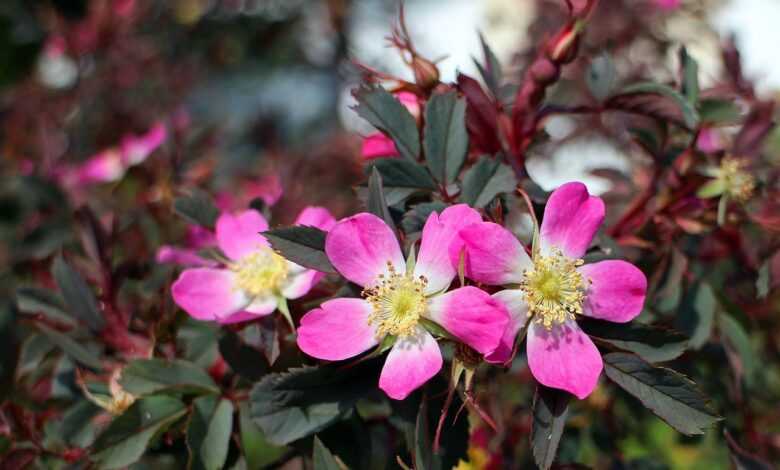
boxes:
[412,56,440,90]
[529,57,560,86]
[547,23,582,64]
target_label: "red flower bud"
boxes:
[412,56,440,90]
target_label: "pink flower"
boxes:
[457,182,647,399]
[296,205,510,400]
[171,207,336,324]
[215,174,283,211]
[361,91,421,161]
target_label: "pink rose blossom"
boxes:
[170,206,336,324]
[360,91,421,161]
[296,205,510,400]
[457,182,647,399]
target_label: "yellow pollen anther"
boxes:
[362,262,428,339]
[230,247,288,296]
[520,248,587,329]
[718,156,755,202]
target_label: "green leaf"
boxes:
[15,286,76,326]
[370,158,437,192]
[37,324,103,371]
[423,91,468,185]
[92,396,187,469]
[51,255,105,332]
[249,362,379,445]
[173,189,219,228]
[0,301,20,395]
[353,86,420,162]
[699,99,741,124]
[401,202,447,234]
[239,403,288,469]
[60,400,102,448]
[586,53,617,102]
[414,398,434,470]
[696,179,726,199]
[676,282,717,349]
[263,226,335,274]
[680,47,699,104]
[119,358,219,397]
[718,313,757,387]
[530,386,570,470]
[756,261,770,299]
[612,82,699,129]
[459,156,515,207]
[187,395,234,470]
[313,436,344,470]
[473,32,502,96]
[579,318,688,363]
[367,166,397,233]
[218,330,269,381]
[603,352,721,435]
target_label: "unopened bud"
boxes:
[547,23,582,64]
[412,56,440,90]
[529,57,560,86]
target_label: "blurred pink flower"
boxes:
[215,173,283,211]
[696,127,725,154]
[360,91,420,160]
[297,205,510,400]
[458,182,647,399]
[171,207,336,324]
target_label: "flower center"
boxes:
[719,157,755,202]
[363,262,428,339]
[231,247,289,296]
[520,248,587,329]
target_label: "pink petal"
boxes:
[579,260,647,323]
[426,286,509,355]
[78,150,125,184]
[246,174,283,207]
[216,210,270,261]
[186,225,216,249]
[171,268,250,321]
[325,213,404,287]
[526,320,602,399]
[396,91,421,118]
[121,123,167,166]
[485,289,529,364]
[218,308,272,325]
[295,206,337,231]
[297,298,378,361]
[456,222,532,285]
[540,182,605,259]
[281,269,323,300]
[379,327,442,400]
[156,245,217,267]
[361,133,399,160]
[414,205,482,293]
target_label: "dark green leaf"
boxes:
[119,358,219,397]
[60,400,101,448]
[603,352,721,435]
[173,189,219,228]
[92,396,187,469]
[249,361,379,445]
[15,286,76,326]
[367,167,397,233]
[401,202,447,234]
[459,156,515,207]
[414,398,433,470]
[353,86,420,162]
[756,261,770,299]
[370,158,437,190]
[578,318,688,363]
[676,282,716,349]
[423,91,468,184]
[38,324,103,371]
[313,436,343,470]
[699,98,741,124]
[239,403,288,469]
[531,386,570,470]
[187,395,234,470]
[474,32,502,97]
[680,47,699,104]
[263,226,335,274]
[586,53,617,102]
[718,313,757,387]
[218,330,269,381]
[0,301,20,395]
[51,255,105,332]
[611,82,699,129]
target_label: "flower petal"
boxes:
[297,298,378,361]
[362,133,399,160]
[281,269,323,300]
[216,210,270,261]
[526,319,602,399]
[325,213,404,287]
[156,245,218,267]
[295,206,337,231]
[485,289,529,364]
[426,286,509,355]
[171,268,250,321]
[579,260,647,323]
[415,204,483,294]
[379,327,442,400]
[539,182,605,259]
[457,222,532,285]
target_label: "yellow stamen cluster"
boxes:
[719,156,755,202]
[520,248,587,329]
[363,262,428,339]
[231,247,288,296]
